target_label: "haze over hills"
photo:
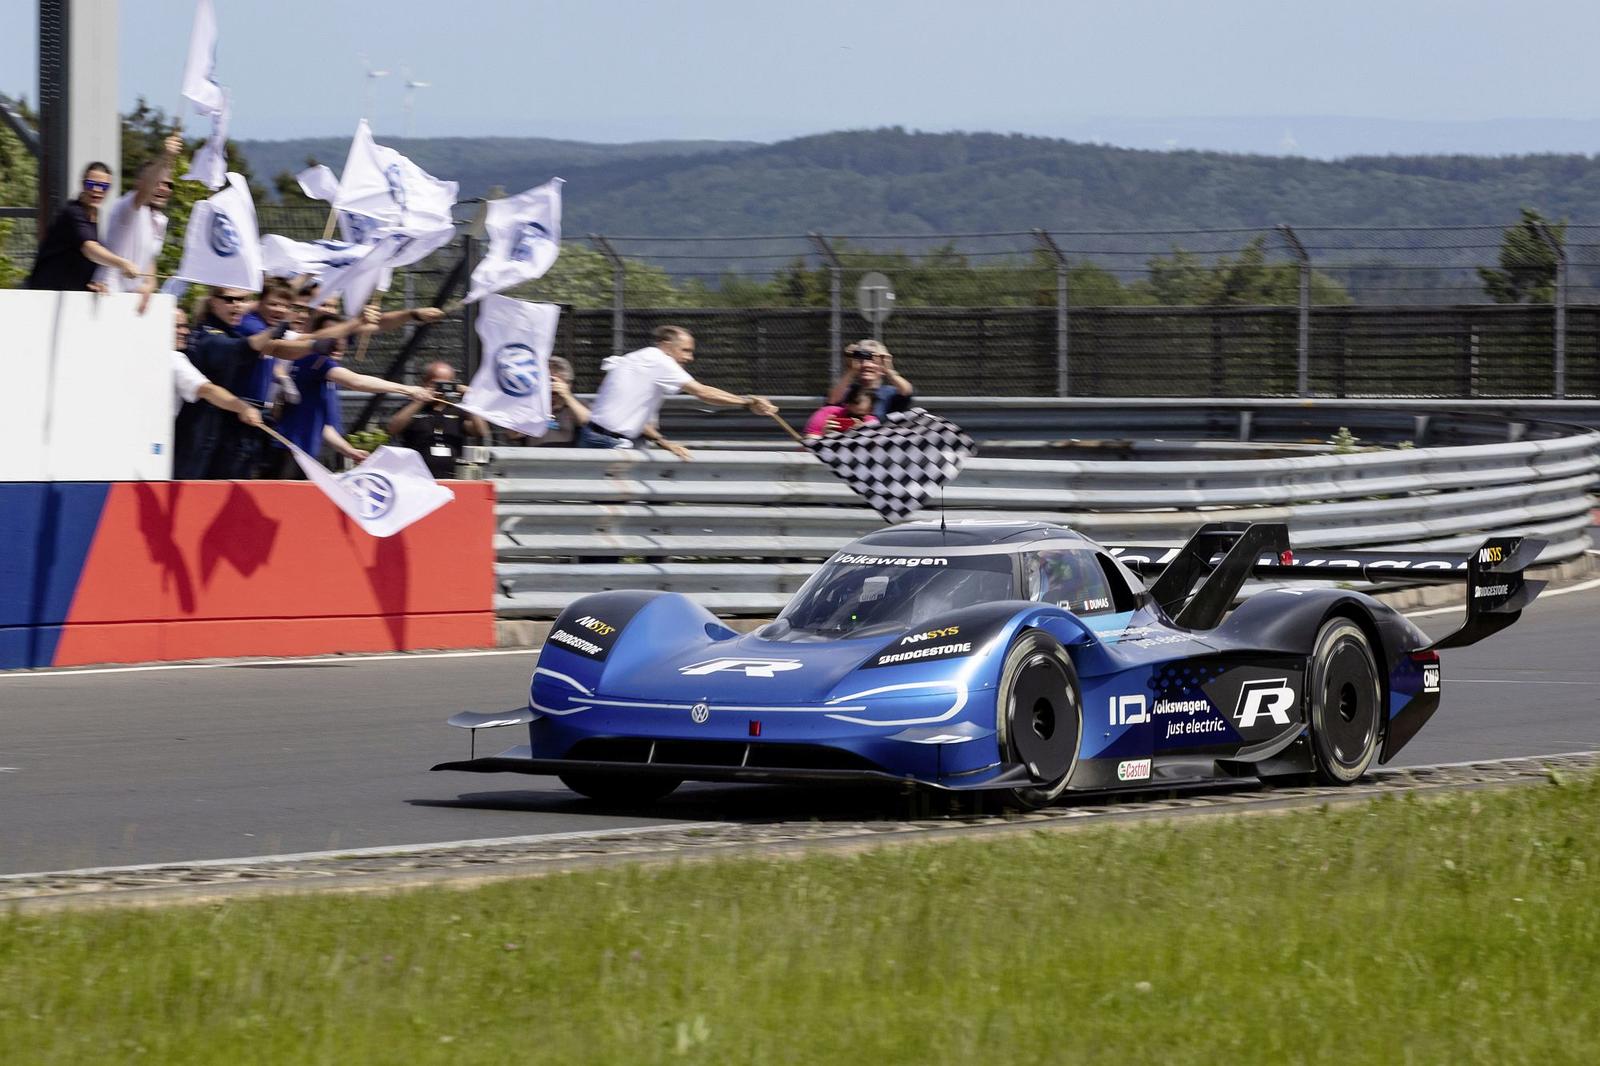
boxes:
[237,127,1600,235]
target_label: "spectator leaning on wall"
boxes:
[26,161,143,293]
[176,286,364,480]
[94,133,183,309]
[825,339,913,420]
[579,324,777,460]
[170,305,262,430]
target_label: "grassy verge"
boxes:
[4,775,1600,1064]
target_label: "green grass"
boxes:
[5,776,1600,1065]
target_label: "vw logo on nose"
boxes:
[690,702,710,724]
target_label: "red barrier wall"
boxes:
[51,481,496,666]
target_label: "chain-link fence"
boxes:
[4,208,1598,400]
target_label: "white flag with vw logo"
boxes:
[460,295,560,436]
[286,442,455,538]
[180,89,231,190]
[296,163,340,203]
[333,119,457,232]
[259,234,373,283]
[174,172,262,290]
[180,0,226,116]
[464,179,564,304]
[317,225,455,315]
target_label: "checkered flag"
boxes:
[807,408,975,522]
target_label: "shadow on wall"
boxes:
[0,480,495,669]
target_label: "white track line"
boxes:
[7,750,1596,882]
[0,821,728,882]
[1445,678,1595,686]
[0,646,533,681]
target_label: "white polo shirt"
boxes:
[171,350,209,416]
[587,345,693,439]
[95,191,169,293]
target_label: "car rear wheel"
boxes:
[558,771,682,805]
[1309,618,1382,784]
[996,632,1082,810]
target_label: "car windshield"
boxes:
[774,553,1016,640]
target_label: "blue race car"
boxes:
[433,521,1542,808]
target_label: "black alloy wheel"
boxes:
[996,632,1083,810]
[1308,618,1383,784]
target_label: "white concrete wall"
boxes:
[3,289,176,482]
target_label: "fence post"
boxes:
[1033,229,1071,397]
[809,233,843,383]
[461,190,498,381]
[1534,220,1567,399]
[1277,224,1311,397]
[592,233,626,358]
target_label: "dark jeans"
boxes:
[576,424,633,449]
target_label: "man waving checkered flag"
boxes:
[807,408,975,522]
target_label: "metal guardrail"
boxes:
[481,411,1600,618]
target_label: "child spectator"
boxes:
[803,388,879,440]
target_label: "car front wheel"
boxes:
[995,631,1083,810]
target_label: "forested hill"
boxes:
[237,128,1600,233]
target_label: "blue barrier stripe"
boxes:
[0,484,112,668]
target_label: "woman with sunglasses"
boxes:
[25,161,144,293]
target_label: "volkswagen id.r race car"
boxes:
[434,521,1543,808]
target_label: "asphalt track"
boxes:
[1,583,1597,877]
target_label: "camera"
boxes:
[432,380,463,401]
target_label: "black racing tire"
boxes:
[558,771,682,805]
[1308,617,1383,785]
[995,631,1083,810]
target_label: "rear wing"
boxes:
[1107,522,1546,650]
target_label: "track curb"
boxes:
[4,750,1593,915]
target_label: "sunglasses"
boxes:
[214,294,249,305]
[83,179,111,192]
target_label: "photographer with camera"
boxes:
[825,339,913,420]
[387,361,491,478]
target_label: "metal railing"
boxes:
[10,214,1600,399]
[479,408,1600,618]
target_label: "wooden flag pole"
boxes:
[767,410,808,447]
[351,302,379,361]
[258,424,296,452]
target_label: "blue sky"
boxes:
[5,0,1600,155]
